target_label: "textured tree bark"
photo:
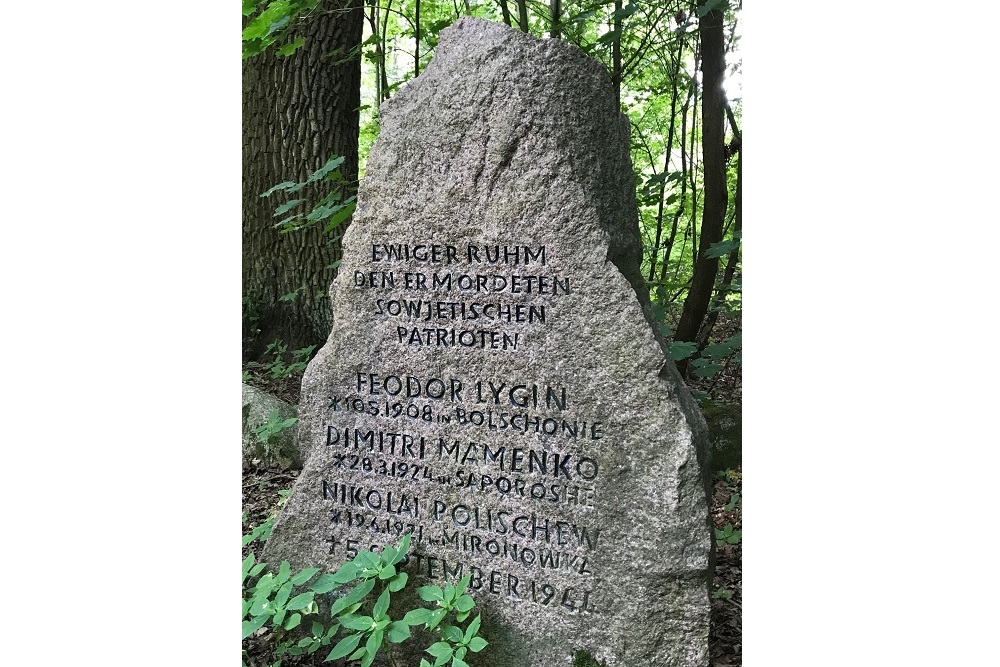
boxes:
[674,3,727,373]
[242,2,364,362]
[516,0,529,32]
[696,145,740,351]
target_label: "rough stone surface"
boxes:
[264,17,712,667]
[242,384,302,470]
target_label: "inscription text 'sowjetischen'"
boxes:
[353,242,570,351]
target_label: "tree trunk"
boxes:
[242,1,364,362]
[516,0,529,32]
[696,145,740,350]
[498,0,512,27]
[674,3,727,372]
[647,35,684,284]
[414,0,421,77]
[612,0,622,107]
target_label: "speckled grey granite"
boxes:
[264,17,712,667]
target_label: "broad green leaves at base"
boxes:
[242,528,487,667]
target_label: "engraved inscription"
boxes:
[354,242,571,351]
[318,243,607,615]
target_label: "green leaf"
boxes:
[242,552,256,579]
[332,561,359,584]
[339,614,374,631]
[427,608,447,630]
[260,181,297,197]
[612,3,641,20]
[381,544,399,565]
[705,235,741,259]
[378,563,396,580]
[307,155,346,183]
[326,633,363,661]
[702,341,738,359]
[386,621,411,643]
[454,595,474,613]
[646,171,667,187]
[394,533,412,562]
[360,648,376,667]
[692,363,724,378]
[467,637,488,653]
[309,573,338,594]
[242,0,259,17]
[597,29,620,45]
[311,621,324,637]
[284,613,302,631]
[249,597,271,617]
[286,591,315,611]
[373,589,391,619]
[417,585,444,602]
[442,625,462,643]
[267,15,290,36]
[275,581,293,608]
[273,198,305,216]
[242,615,268,640]
[426,642,453,659]
[354,551,379,570]
[388,571,408,592]
[402,608,432,626]
[668,341,699,361]
[322,199,356,233]
[464,615,482,642]
[365,628,384,658]
[277,561,291,583]
[452,657,469,667]
[697,0,728,18]
[331,578,375,616]
[242,19,270,41]
[277,36,305,57]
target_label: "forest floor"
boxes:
[243,313,742,665]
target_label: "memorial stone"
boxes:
[263,17,713,667]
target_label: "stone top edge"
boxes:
[378,16,614,118]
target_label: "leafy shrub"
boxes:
[242,530,489,667]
